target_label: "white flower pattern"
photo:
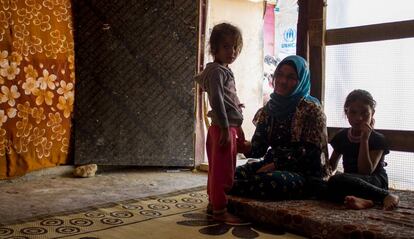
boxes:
[38,69,57,90]
[0,62,21,80]
[1,85,21,106]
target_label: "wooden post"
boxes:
[307,0,326,105]
[194,0,208,167]
[296,0,309,60]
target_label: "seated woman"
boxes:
[230,55,329,200]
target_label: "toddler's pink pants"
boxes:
[206,125,242,212]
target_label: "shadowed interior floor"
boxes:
[0,166,207,226]
[0,166,306,239]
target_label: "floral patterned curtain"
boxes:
[0,0,74,178]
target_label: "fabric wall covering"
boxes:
[0,0,74,178]
[72,1,197,167]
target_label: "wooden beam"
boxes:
[328,127,414,153]
[194,0,208,166]
[307,0,326,105]
[296,0,308,60]
[326,20,414,46]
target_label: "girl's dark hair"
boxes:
[344,89,376,113]
[209,23,243,56]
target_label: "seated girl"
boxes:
[327,89,399,210]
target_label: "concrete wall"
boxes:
[205,0,264,139]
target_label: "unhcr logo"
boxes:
[281,28,296,49]
[283,28,296,42]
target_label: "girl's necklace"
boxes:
[347,128,361,143]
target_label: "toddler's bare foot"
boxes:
[344,195,374,210]
[213,211,245,225]
[383,194,399,210]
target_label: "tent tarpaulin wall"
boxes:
[72,0,198,166]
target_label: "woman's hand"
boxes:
[256,163,275,173]
[236,127,251,154]
[219,127,231,146]
[237,141,252,154]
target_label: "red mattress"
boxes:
[228,189,414,239]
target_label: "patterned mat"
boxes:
[229,189,414,239]
[0,187,303,239]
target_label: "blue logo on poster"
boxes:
[283,28,296,42]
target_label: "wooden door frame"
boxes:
[297,0,414,153]
[194,0,208,166]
